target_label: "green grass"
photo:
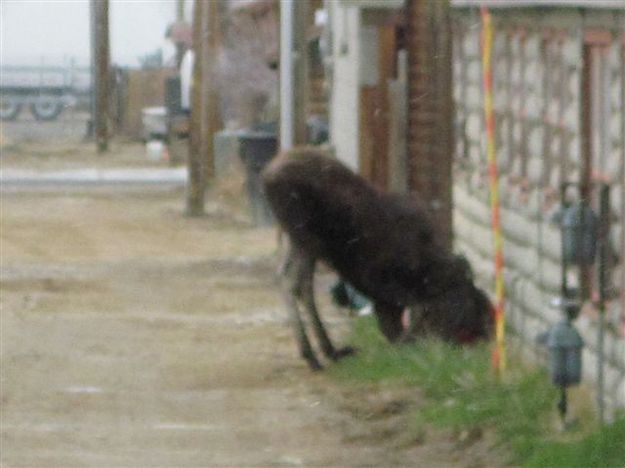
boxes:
[330,317,625,467]
[525,417,625,468]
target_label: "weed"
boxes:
[330,317,625,467]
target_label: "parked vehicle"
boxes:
[0,62,90,121]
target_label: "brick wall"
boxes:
[452,8,624,417]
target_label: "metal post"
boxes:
[88,0,96,138]
[597,183,610,424]
[280,0,295,151]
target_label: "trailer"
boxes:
[0,63,91,121]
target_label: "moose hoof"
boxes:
[306,357,324,371]
[332,346,357,360]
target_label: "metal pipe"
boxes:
[597,183,610,424]
[280,0,295,151]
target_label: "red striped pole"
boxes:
[481,7,506,374]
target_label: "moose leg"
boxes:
[373,302,405,342]
[280,246,322,371]
[298,255,355,361]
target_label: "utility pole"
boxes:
[187,0,221,216]
[204,0,221,182]
[92,0,110,153]
[187,0,205,216]
[280,0,308,150]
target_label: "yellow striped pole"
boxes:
[481,7,506,374]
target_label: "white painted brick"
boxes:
[466,60,482,84]
[609,117,622,140]
[510,60,521,84]
[525,61,541,89]
[616,379,625,409]
[568,73,581,100]
[468,143,483,165]
[525,94,543,120]
[567,140,581,167]
[525,188,543,217]
[549,166,561,189]
[501,205,533,244]
[525,35,541,59]
[612,226,623,257]
[466,85,482,109]
[612,264,623,295]
[465,112,482,140]
[463,32,480,57]
[522,278,561,323]
[610,80,621,108]
[541,223,563,262]
[562,106,578,133]
[528,126,545,160]
[605,151,622,177]
[561,38,581,65]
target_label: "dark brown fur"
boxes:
[262,148,493,369]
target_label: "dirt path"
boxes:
[1,183,504,467]
[0,189,401,467]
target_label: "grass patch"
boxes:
[525,416,625,467]
[330,316,625,467]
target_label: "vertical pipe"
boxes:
[620,38,625,339]
[597,183,610,424]
[560,182,569,299]
[280,0,295,151]
[89,0,96,138]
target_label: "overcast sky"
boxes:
[0,0,187,67]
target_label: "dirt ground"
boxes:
[1,139,503,467]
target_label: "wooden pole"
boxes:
[187,0,206,216]
[204,0,221,182]
[293,0,309,145]
[93,0,110,153]
[187,0,221,216]
[406,0,454,248]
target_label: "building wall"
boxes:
[452,8,625,417]
[329,3,361,170]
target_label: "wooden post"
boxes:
[187,0,221,216]
[293,0,309,145]
[187,0,206,216]
[92,0,110,153]
[204,0,221,182]
[406,0,454,248]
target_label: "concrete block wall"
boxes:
[452,9,624,417]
